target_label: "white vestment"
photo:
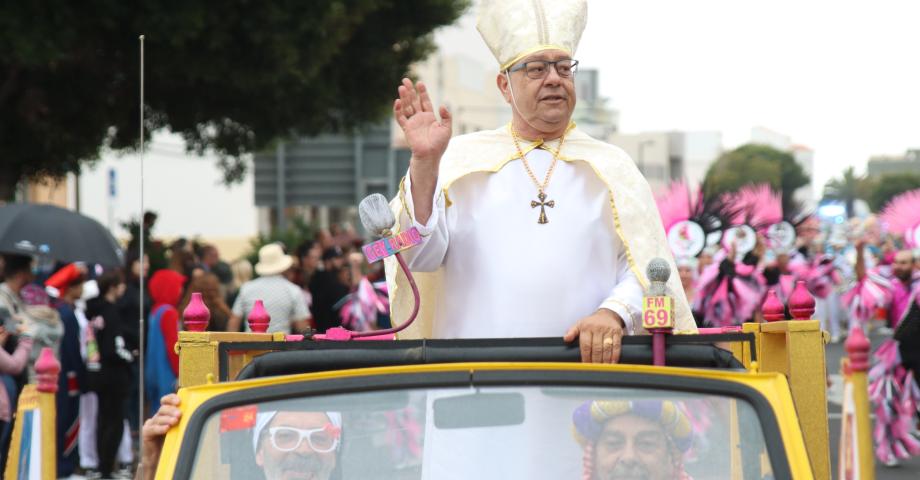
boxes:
[402,146,643,336]
[386,125,696,338]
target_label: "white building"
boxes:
[573,68,620,139]
[670,131,723,188]
[608,132,672,192]
[78,133,259,259]
[609,131,722,193]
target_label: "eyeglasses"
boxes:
[508,59,579,79]
[267,424,341,453]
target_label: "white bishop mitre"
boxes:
[477,0,588,71]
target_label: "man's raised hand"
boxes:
[394,78,452,165]
[395,78,451,225]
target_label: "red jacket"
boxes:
[148,269,186,375]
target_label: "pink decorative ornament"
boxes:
[762,289,786,322]
[845,327,871,373]
[182,292,211,332]
[36,347,61,393]
[248,299,271,333]
[788,281,816,320]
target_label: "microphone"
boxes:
[359,193,396,237]
[646,257,671,297]
[642,257,675,366]
[315,194,421,341]
[359,193,422,263]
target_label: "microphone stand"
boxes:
[651,327,670,366]
[351,252,419,338]
[314,252,420,341]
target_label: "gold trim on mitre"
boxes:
[500,44,572,72]
[477,0,587,71]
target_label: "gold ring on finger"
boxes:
[603,337,614,347]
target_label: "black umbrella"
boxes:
[0,203,124,267]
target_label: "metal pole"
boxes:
[354,132,364,207]
[137,33,146,477]
[275,142,286,232]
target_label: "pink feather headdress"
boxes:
[656,181,695,233]
[655,181,736,239]
[880,188,920,248]
[722,184,783,231]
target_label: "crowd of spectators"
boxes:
[0,218,387,478]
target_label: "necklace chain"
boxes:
[510,125,566,194]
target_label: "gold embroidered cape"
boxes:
[385,124,697,338]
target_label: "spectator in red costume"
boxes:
[145,269,186,416]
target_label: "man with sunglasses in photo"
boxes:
[139,394,341,480]
[252,410,342,480]
[386,0,696,363]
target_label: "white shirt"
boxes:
[402,147,643,337]
[231,275,310,333]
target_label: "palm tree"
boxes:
[822,167,869,218]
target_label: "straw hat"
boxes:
[255,243,294,276]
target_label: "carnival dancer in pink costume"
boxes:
[693,185,786,327]
[844,188,920,466]
[654,181,737,326]
[337,277,389,332]
[805,252,845,341]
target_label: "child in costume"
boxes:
[145,269,187,414]
[45,263,88,477]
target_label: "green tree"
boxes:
[0,0,469,200]
[822,166,871,218]
[703,144,810,214]
[244,217,317,270]
[866,172,920,211]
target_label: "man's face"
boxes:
[317,230,334,250]
[65,283,84,301]
[498,49,576,133]
[777,253,790,271]
[593,415,678,480]
[893,250,914,282]
[132,255,150,278]
[203,247,219,268]
[696,252,713,273]
[326,256,345,272]
[303,246,322,273]
[256,412,337,480]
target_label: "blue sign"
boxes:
[108,168,117,198]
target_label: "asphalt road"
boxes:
[825,329,920,479]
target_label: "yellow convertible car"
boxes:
[150,319,829,479]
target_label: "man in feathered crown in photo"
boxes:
[386,0,696,362]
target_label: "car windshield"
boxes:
[189,385,775,480]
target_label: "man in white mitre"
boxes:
[386,0,696,363]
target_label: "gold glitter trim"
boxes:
[500,44,573,71]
